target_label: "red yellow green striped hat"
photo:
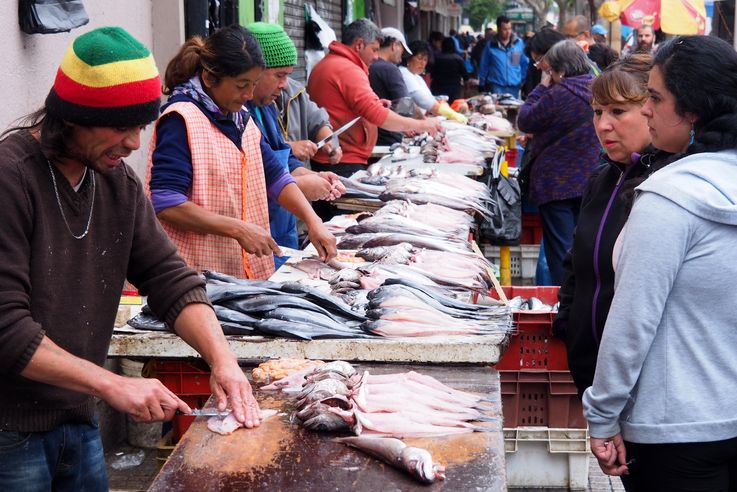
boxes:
[45,27,161,127]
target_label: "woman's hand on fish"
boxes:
[591,434,629,476]
[288,140,318,160]
[318,171,346,201]
[294,172,335,201]
[308,222,338,261]
[417,118,442,137]
[234,221,281,257]
[210,360,262,428]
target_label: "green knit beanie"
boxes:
[247,22,297,68]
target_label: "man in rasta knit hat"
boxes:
[246,22,345,264]
[0,27,261,488]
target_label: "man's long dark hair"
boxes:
[0,105,72,162]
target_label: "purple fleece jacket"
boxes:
[517,74,600,206]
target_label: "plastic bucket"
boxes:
[120,358,162,448]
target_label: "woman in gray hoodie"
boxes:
[583,35,737,490]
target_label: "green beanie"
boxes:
[247,22,297,68]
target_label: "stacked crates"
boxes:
[491,286,589,490]
[146,359,212,443]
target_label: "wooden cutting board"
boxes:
[149,364,506,492]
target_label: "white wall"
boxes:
[2,1,184,178]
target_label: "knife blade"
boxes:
[278,246,320,260]
[184,408,231,417]
[315,116,361,150]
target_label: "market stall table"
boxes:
[149,363,506,492]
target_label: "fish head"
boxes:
[303,412,350,432]
[401,447,445,483]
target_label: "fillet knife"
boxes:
[182,408,231,417]
[315,116,361,150]
[278,246,320,260]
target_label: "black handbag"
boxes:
[19,0,89,35]
[479,150,522,245]
[516,146,536,197]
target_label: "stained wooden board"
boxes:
[149,364,506,492]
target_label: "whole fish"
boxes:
[357,243,414,262]
[222,294,334,318]
[361,233,471,253]
[382,278,498,311]
[302,412,351,432]
[263,307,364,336]
[203,270,283,289]
[380,191,492,220]
[126,311,168,331]
[337,436,446,484]
[255,318,373,340]
[213,305,260,326]
[278,282,367,321]
[206,283,285,303]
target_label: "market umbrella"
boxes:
[598,0,707,34]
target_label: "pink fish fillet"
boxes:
[369,320,479,337]
[368,371,491,405]
[367,380,487,409]
[353,408,474,438]
[354,378,474,415]
[207,409,279,435]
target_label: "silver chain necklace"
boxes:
[47,160,96,240]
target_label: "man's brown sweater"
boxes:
[0,130,210,431]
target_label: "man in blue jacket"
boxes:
[247,23,344,264]
[478,15,529,97]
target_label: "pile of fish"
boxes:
[340,165,494,222]
[128,271,371,340]
[440,121,499,161]
[362,278,511,337]
[264,361,499,439]
[380,174,493,219]
[467,113,514,133]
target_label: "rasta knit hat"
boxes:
[247,22,297,68]
[45,26,161,127]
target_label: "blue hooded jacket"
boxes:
[478,34,529,90]
[245,102,303,251]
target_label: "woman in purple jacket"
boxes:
[517,40,601,285]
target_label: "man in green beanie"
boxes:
[247,22,344,265]
[0,27,262,489]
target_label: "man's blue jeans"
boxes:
[0,420,107,491]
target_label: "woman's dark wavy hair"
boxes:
[164,25,264,94]
[402,40,431,66]
[0,107,72,162]
[654,35,737,153]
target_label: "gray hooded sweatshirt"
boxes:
[583,151,737,444]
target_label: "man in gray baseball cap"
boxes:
[369,27,415,146]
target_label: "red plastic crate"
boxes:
[143,360,213,442]
[491,286,568,371]
[520,213,543,244]
[153,360,212,396]
[172,394,211,442]
[500,370,585,428]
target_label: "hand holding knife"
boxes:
[315,116,361,152]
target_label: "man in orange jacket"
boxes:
[307,18,441,180]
